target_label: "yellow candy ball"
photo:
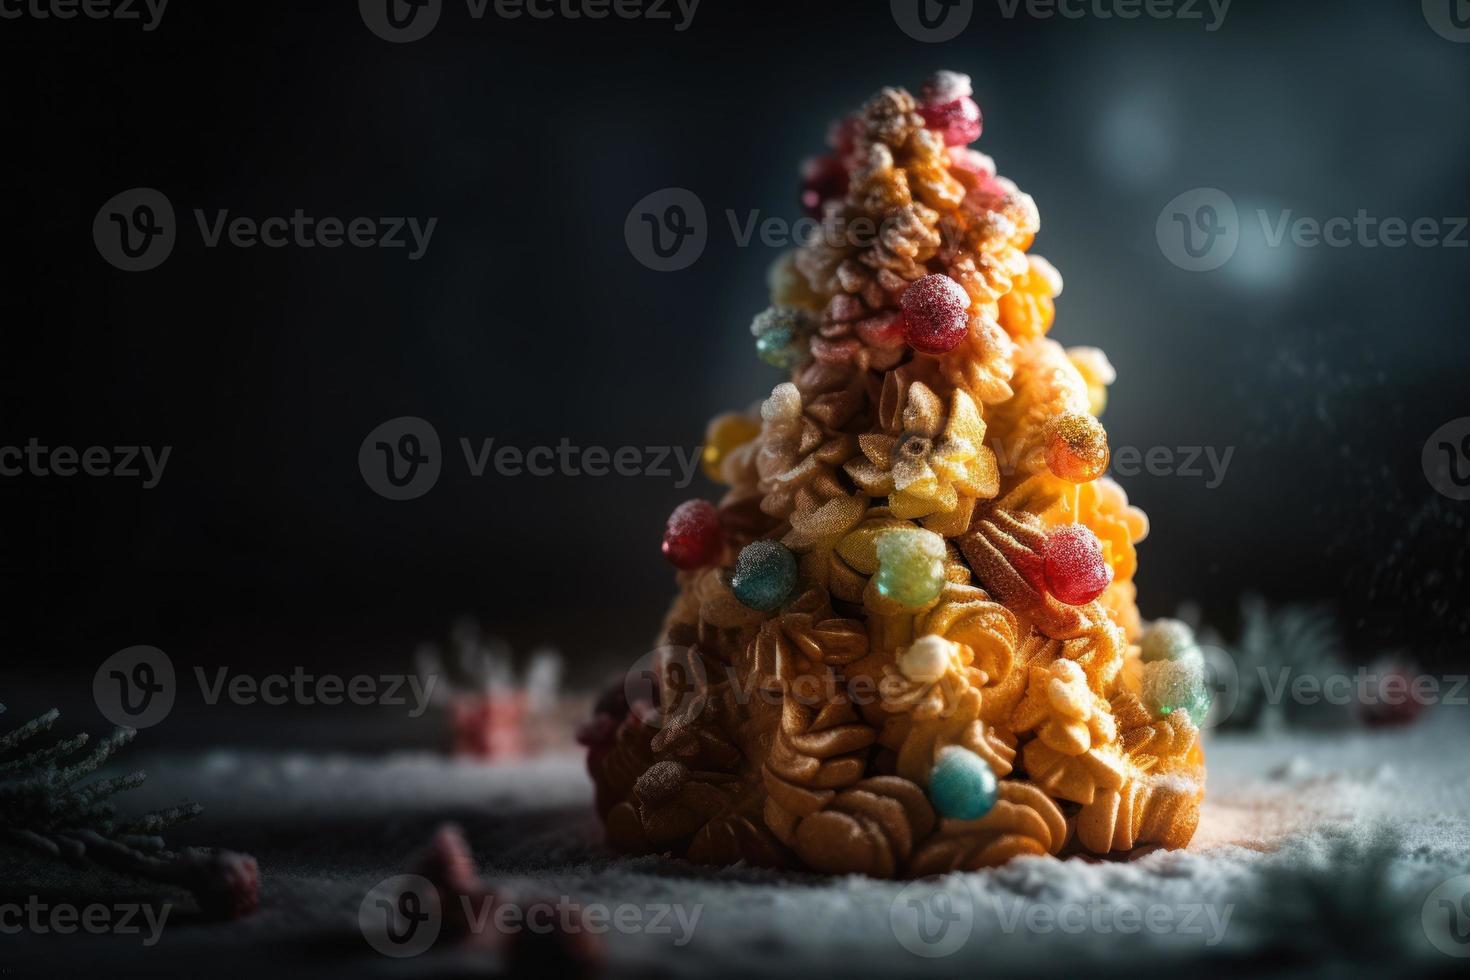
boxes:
[701,413,761,483]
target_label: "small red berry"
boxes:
[900,274,972,355]
[800,154,848,218]
[661,499,724,570]
[1041,524,1113,606]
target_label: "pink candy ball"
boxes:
[900,274,972,355]
[919,96,983,147]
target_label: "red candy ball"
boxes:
[662,499,724,570]
[919,96,983,147]
[1041,524,1113,606]
[900,274,972,355]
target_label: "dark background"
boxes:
[3,0,1468,734]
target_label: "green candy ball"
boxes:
[1140,618,1202,665]
[1142,657,1210,725]
[874,528,947,608]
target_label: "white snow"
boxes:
[18,712,1470,976]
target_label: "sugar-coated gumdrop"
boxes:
[1140,619,1202,665]
[920,70,972,104]
[928,745,998,821]
[1044,412,1110,483]
[800,154,848,219]
[1143,658,1210,726]
[919,97,983,147]
[750,307,814,369]
[702,413,761,483]
[900,274,971,355]
[1041,523,1113,606]
[731,540,798,612]
[874,527,947,608]
[662,500,724,570]
[918,71,983,147]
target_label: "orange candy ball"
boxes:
[1044,412,1110,483]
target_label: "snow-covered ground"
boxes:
[7,714,1470,977]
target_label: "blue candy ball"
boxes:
[928,746,999,821]
[731,540,798,612]
[750,307,812,370]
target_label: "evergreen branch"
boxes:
[0,708,60,756]
[1,703,258,919]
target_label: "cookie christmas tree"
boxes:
[583,71,1208,875]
